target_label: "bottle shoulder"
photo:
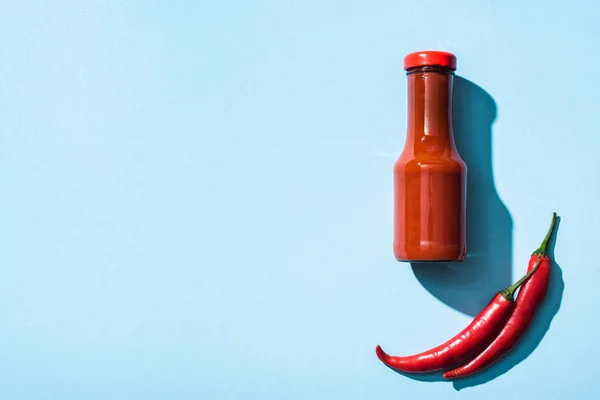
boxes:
[394,152,466,173]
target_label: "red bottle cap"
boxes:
[403,51,457,71]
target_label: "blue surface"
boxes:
[1,1,598,398]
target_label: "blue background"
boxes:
[1,1,598,398]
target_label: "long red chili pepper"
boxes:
[443,212,557,379]
[375,259,541,373]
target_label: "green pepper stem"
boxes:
[500,257,541,301]
[533,212,557,257]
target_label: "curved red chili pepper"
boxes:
[443,212,557,379]
[375,259,541,373]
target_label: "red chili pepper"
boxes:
[443,212,557,379]
[375,259,541,373]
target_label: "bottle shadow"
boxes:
[452,218,563,390]
[410,76,513,317]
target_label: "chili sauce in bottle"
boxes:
[393,51,467,262]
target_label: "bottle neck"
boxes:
[405,67,455,155]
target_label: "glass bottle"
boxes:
[393,51,467,262]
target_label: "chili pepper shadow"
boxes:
[410,77,513,317]
[452,218,563,390]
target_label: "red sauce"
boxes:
[393,52,467,262]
